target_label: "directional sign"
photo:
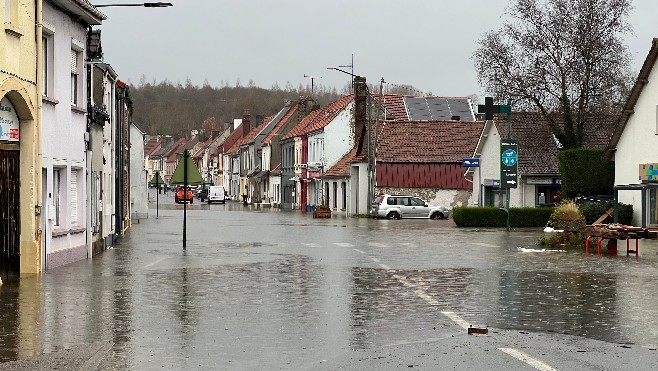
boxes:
[462,158,480,167]
[500,139,518,189]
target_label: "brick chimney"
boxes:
[242,109,251,136]
[354,76,368,157]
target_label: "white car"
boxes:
[207,186,226,204]
[370,194,448,219]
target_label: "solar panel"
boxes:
[403,96,475,121]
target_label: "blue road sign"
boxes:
[500,139,518,189]
[462,158,480,167]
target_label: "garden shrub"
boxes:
[452,206,553,228]
[579,202,634,225]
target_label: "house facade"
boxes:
[606,38,658,226]
[40,0,104,269]
[1,0,40,274]
[472,112,615,209]
[130,123,147,221]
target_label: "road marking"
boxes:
[498,348,557,371]
[372,257,380,263]
[369,242,387,248]
[302,243,321,248]
[334,243,353,247]
[441,311,471,330]
[473,242,501,248]
[375,259,477,334]
[144,257,166,268]
[353,248,366,254]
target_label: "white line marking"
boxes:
[473,242,501,248]
[353,248,366,254]
[302,243,321,248]
[372,258,380,263]
[144,257,166,268]
[415,290,439,305]
[334,243,354,247]
[498,348,557,371]
[441,311,471,330]
[379,263,391,270]
[369,242,387,248]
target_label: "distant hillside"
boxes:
[129,79,342,137]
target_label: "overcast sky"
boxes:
[97,0,657,99]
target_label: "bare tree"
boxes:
[474,0,633,149]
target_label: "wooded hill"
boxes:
[129,79,343,138]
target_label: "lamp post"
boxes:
[86,1,173,248]
[94,2,173,7]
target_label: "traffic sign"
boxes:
[500,139,518,189]
[462,158,480,167]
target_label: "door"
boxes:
[0,148,20,275]
[409,197,428,217]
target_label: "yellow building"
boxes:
[1,0,41,274]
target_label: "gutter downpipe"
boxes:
[36,0,44,272]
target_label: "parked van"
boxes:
[207,186,226,204]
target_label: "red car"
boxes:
[175,186,194,204]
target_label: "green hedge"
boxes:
[579,202,634,225]
[452,206,554,228]
[559,148,614,199]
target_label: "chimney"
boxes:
[242,109,251,136]
[354,76,368,157]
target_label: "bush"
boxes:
[452,206,554,228]
[559,148,614,199]
[548,201,585,231]
[579,201,634,225]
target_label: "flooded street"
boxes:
[2,192,658,369]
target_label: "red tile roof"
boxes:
[282,95,353,140]
[144,138,161,157]
[219,126,245,155]
[262,104,299,145]
[324,148,357,177]
[165,138,187,162]
[226,118,272,155]
[377,120,484,163]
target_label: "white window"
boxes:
[5,0,11,23]
[53,169,61,226]
[71,49,80,106]
[42,36,48,95]
[70,170,78,225]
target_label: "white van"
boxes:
[207,186,226,204]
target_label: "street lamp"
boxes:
[94,2,173,7]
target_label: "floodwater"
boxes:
[1,192,658,369]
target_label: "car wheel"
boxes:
[387,212,400,220]
[430,212,444,220]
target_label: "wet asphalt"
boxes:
[1,189,658,370]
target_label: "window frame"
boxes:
[70,48,82,107]
[53,168,61,227]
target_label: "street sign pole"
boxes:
[183,150,188,250]
[155,171,159,218]
[504,99,512,231]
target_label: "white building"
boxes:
[41,0,104,269]
[605,38,658,226]
[130,123,148,220]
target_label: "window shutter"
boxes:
[70,171,78,224]
[70,50,77,73]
